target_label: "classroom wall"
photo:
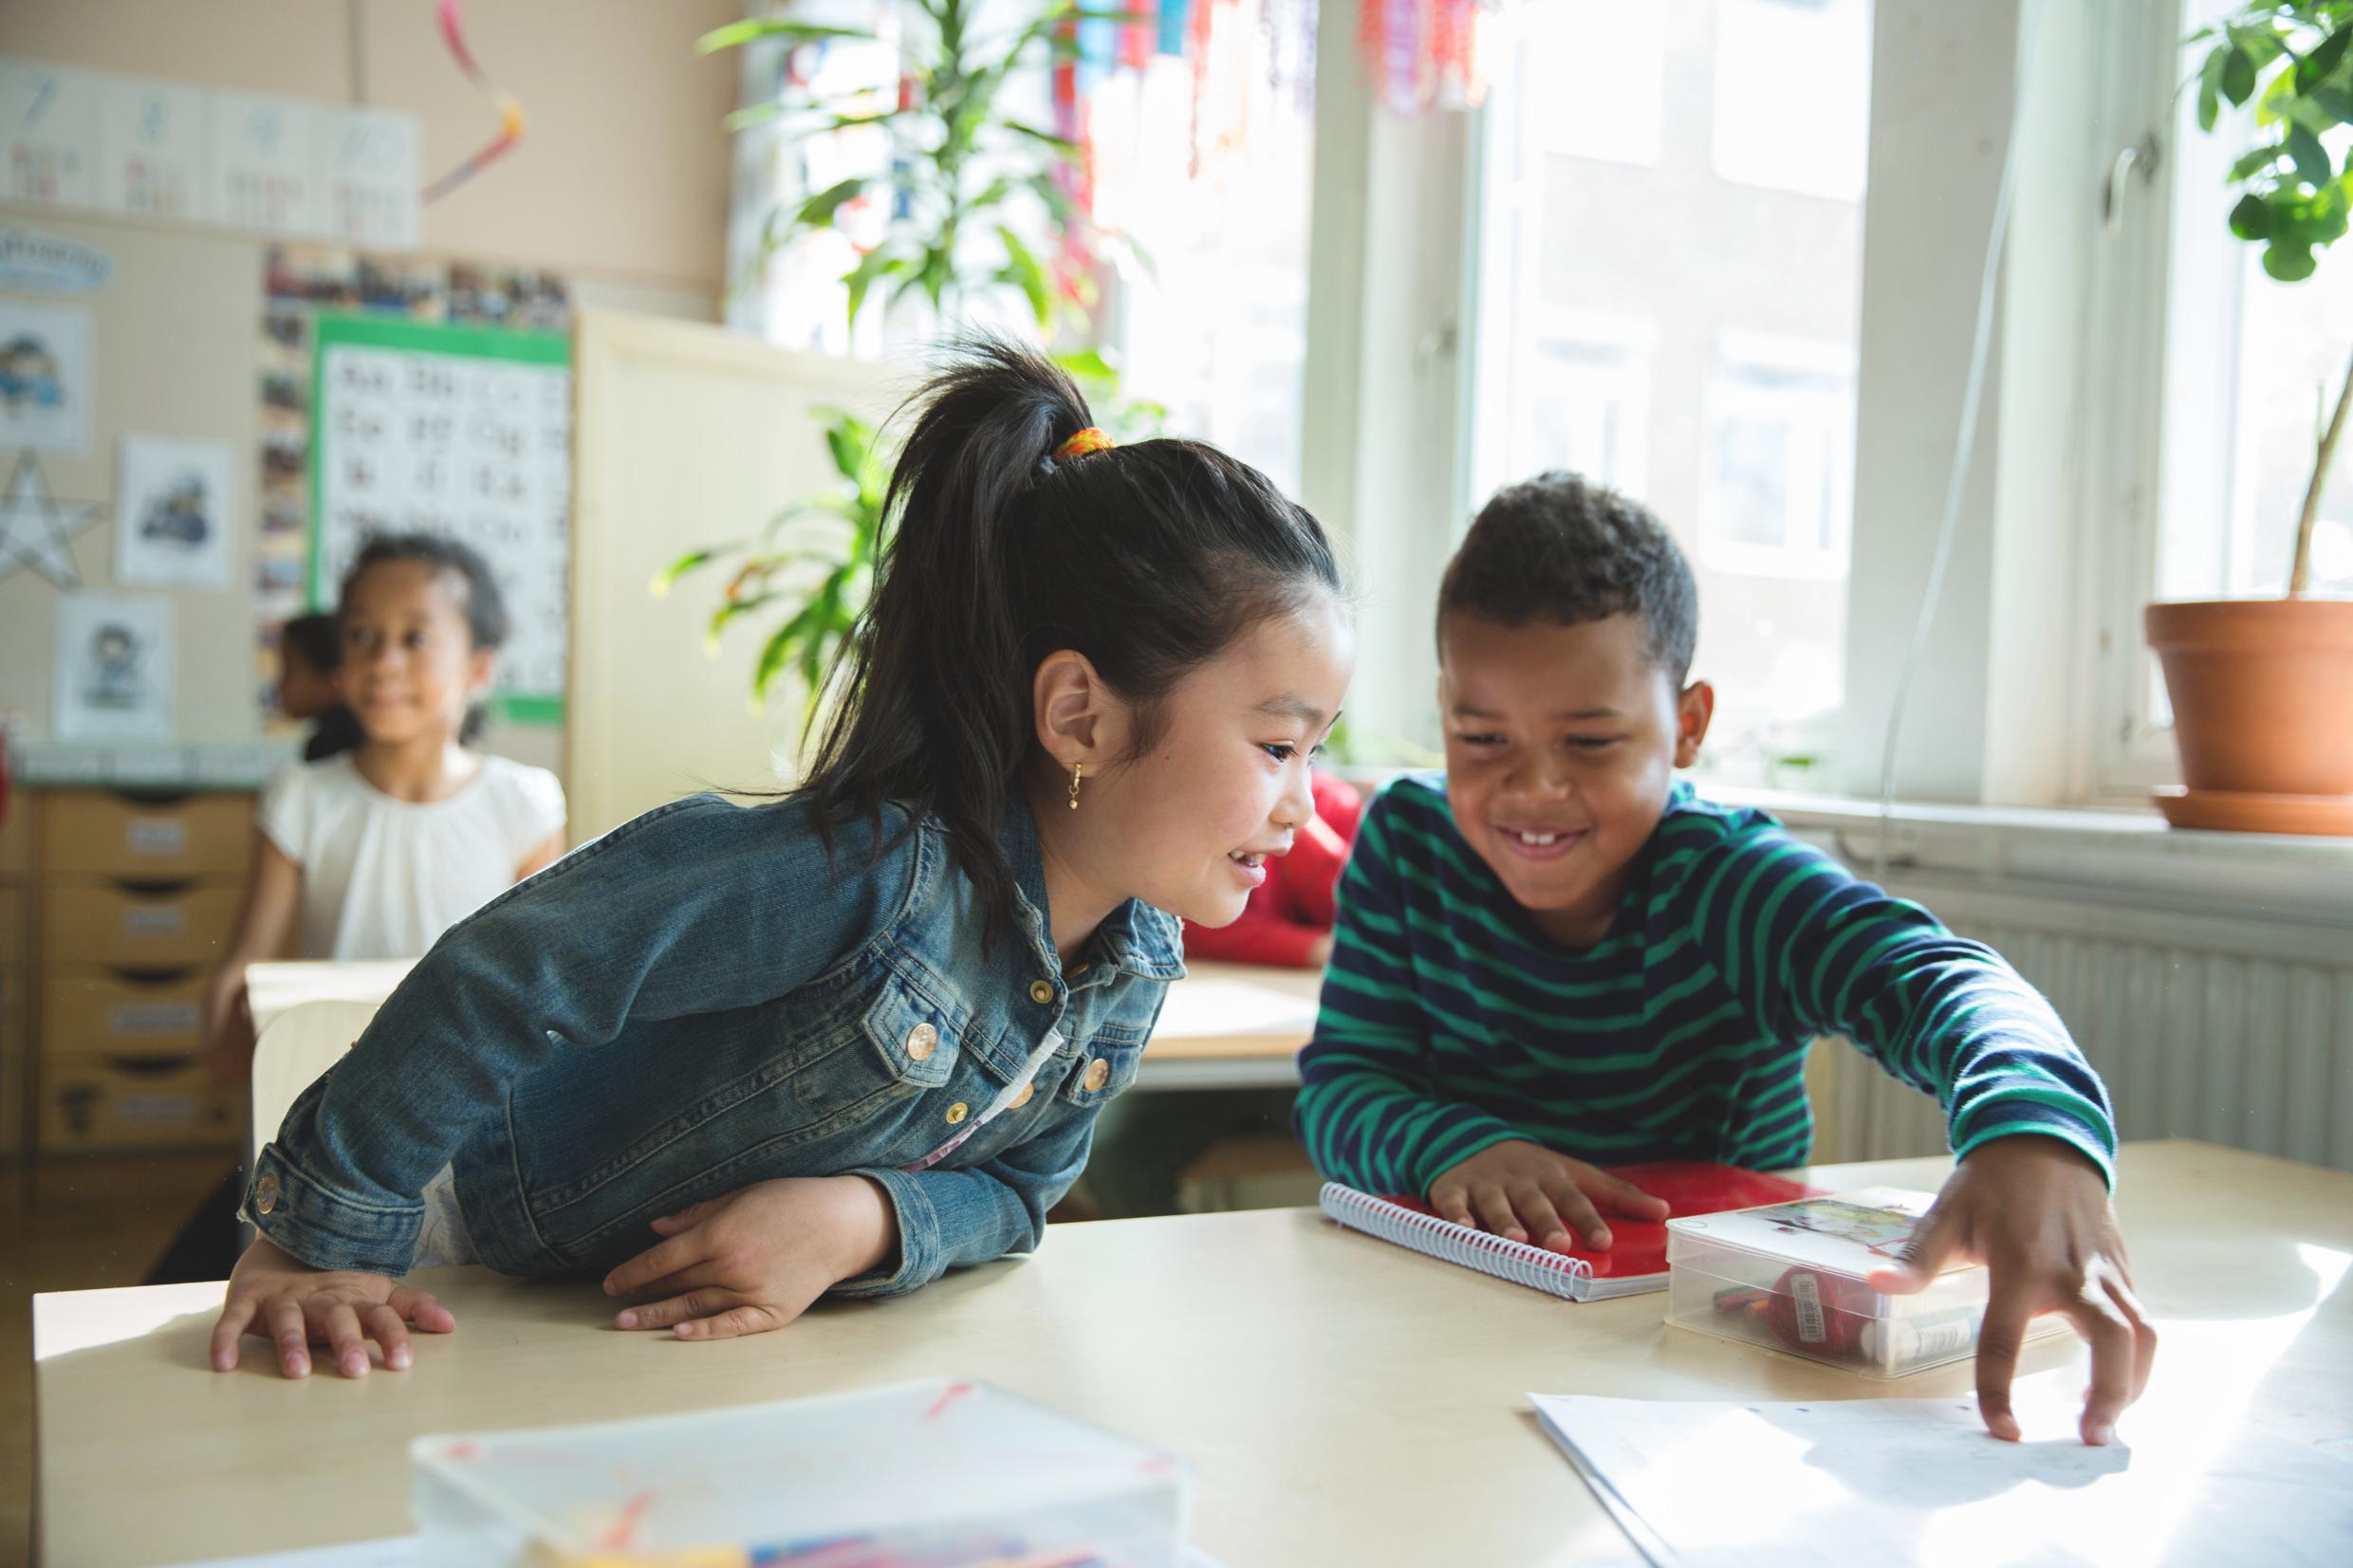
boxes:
[0,0,739,291]
[0,0,740,769]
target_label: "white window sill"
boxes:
[1331,766,2353,932]
[1710,784,2353,933]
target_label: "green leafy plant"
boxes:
[2191,3,2353,593]
[700,0,1148,332]
[667,3,1164,725]
[652,406,888,717]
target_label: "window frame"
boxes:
[2078,0,2225,802]
[1695,332,1860,582]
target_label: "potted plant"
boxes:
[652,404,891,721]
[2151,2,2353,833]
[660,1,1149,721]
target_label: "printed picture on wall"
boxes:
[53,592,176,743]
[0,298,93,452]
[115,433,237,588]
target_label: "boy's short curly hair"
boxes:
[1436,471,1698,684]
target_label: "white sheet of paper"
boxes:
[97,74,211,221]
[53,592,175,743]
[209,91,317,234]
[0,60,99,208]
[313,106,419,248]
[117,432,236,587]
[1157,977,1319,1038]
[1531,1374,2353,1568]
[169,1539,417,1568]
[0,297,94,453]
[165,1537,1234,1568]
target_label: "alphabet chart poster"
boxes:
[308,314,570,722]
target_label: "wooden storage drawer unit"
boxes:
[0,795,28,876]
[2,961,24,1053]
[40,1052,243,1152]
[1,960,22,1158]
[43,968,207,1057]
[45,883,242,968]
[41,790,252,880]
[0,885,25,965]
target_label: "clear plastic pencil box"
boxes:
[410,1376,1190,1567]
[1665,1187,2066,1377]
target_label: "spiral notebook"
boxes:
[1319,1161,1818,1302]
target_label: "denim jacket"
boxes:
[243,791,1185,1297]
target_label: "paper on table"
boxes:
[168,1537,1236,1567]
[1159,976,1318,1037]
[1530,1373,2353,1568]
[169,1540,416,1568]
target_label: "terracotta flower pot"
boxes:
[2143,597,2353,834]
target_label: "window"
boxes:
[726,8,1314,493]
[725,27,906,357]
[1487,313,1656,498]
[1711,0,1872,202]
[2092,0,2353,785]
[1470,0,1873,787]
[2158,185,2353,604]
[1528,339,1650,495]
[1089,33,1315,493]
[1698,336,1856,580]
[1525,3,1666,168]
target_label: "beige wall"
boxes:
[0,0,739,290]
[0,0,741,762]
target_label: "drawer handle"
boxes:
[102,967,206,987]
[112,789,196,807]
[105,1055,198,1077]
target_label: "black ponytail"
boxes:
[800,337,1342,937]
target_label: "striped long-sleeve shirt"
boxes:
[1293,775,2117,1197]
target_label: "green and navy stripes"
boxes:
[1292,775,2117,1196]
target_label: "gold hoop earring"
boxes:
[1067,760,1084,811]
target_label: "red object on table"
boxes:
[1182,770,1363,968]
[1379,1161,1820,1281]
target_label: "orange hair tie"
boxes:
[1054,427,1116,460]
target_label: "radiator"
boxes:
[1806,876,2353,1173]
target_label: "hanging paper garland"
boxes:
[421,0,527,203]
[1359,0,1501,113]
[1123,9,1157,70]
[1050,9,1100,308]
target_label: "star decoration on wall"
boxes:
[0,452,104,589]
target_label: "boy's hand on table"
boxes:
[1867,1135,2157,1448]
[211,1235,455,1378]
[1428,1140,1670,1251]
[603,1175,897,1340]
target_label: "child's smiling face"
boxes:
[1049,595,1354,936]
[1438,612,1714,949]
[337,560,493,747]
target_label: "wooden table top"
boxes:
[34,1141,2353,1566]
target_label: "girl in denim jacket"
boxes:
[213,340,1354,1379]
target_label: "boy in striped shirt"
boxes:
[1296,473,2156,1445]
